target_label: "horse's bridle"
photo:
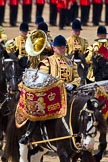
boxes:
[2,57,18,92]
[79,103,98,138]
[68,96,99,153]
[0,57,17,114]
[2,57,17,82]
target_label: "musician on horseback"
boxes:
[85,25,108,83]
[85,25,108,162]
[5,22,29,59]
[18,34,81,145]
[66,19,89,84]
[26,22,53,69]
[14,22,30,59]
[66,18,88,59]
[38,35,81,90]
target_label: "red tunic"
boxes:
[50,0,58,4]
[22,0,32,5]
[0,0,6,6]
[80,0,91,6]
[35,0,45,4]
[9,0,19,5]
[92,0,103,4]
[105,0,108,4]
[57,0,69,9]
[70,0,78,3]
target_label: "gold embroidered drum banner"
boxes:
[15,80,67,128]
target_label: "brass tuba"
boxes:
[5,39,17,54]
[25,30,51,57]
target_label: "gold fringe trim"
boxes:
[18,80,64,93]
[95,86,108,99]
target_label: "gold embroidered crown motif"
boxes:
[48,92,56,101]
[26,93,34,100]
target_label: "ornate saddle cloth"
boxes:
[15,69,67,128]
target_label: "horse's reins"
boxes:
[79,103,97,138]
[0,92,11,110]
[31,95,97,153]
[31,95,80,149]
[69,96,82,152]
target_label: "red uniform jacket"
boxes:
[70,0,78,3]
[92,0,103,4]
[57,0,69,9]
[0,0,6,5]
[80,0,91,6]
[105,0,108,4]
[50,0,58,4]
[22,0,32,5]
[9,0,19,5]
[35,0,45,4]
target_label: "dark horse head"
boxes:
[0,44,20,151]
[68,94,107,162]
[0,43,30,92]
[0,44,19,92]
[0,44,30,116]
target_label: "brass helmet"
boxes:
[25,30,50,57]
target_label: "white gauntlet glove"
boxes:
[66,84,75,91]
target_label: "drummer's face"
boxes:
[20,31,28,36]
[97,34,107,39]
[72,29,80,37]
[53,46,66,55]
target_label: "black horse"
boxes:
[0,47,19,159]
[5,75,107,162]
[0,44,30,160]
[92,54,108,162]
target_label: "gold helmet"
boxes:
[25,30,51,57]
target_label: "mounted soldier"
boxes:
[85,25,108,83]
[5,22,29,59]
[85,25,108,162]
[66,19,89,84]
[5,35,108,162]
[18,34,81,145]
[26,22,54,69]
[66,19,89,59]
